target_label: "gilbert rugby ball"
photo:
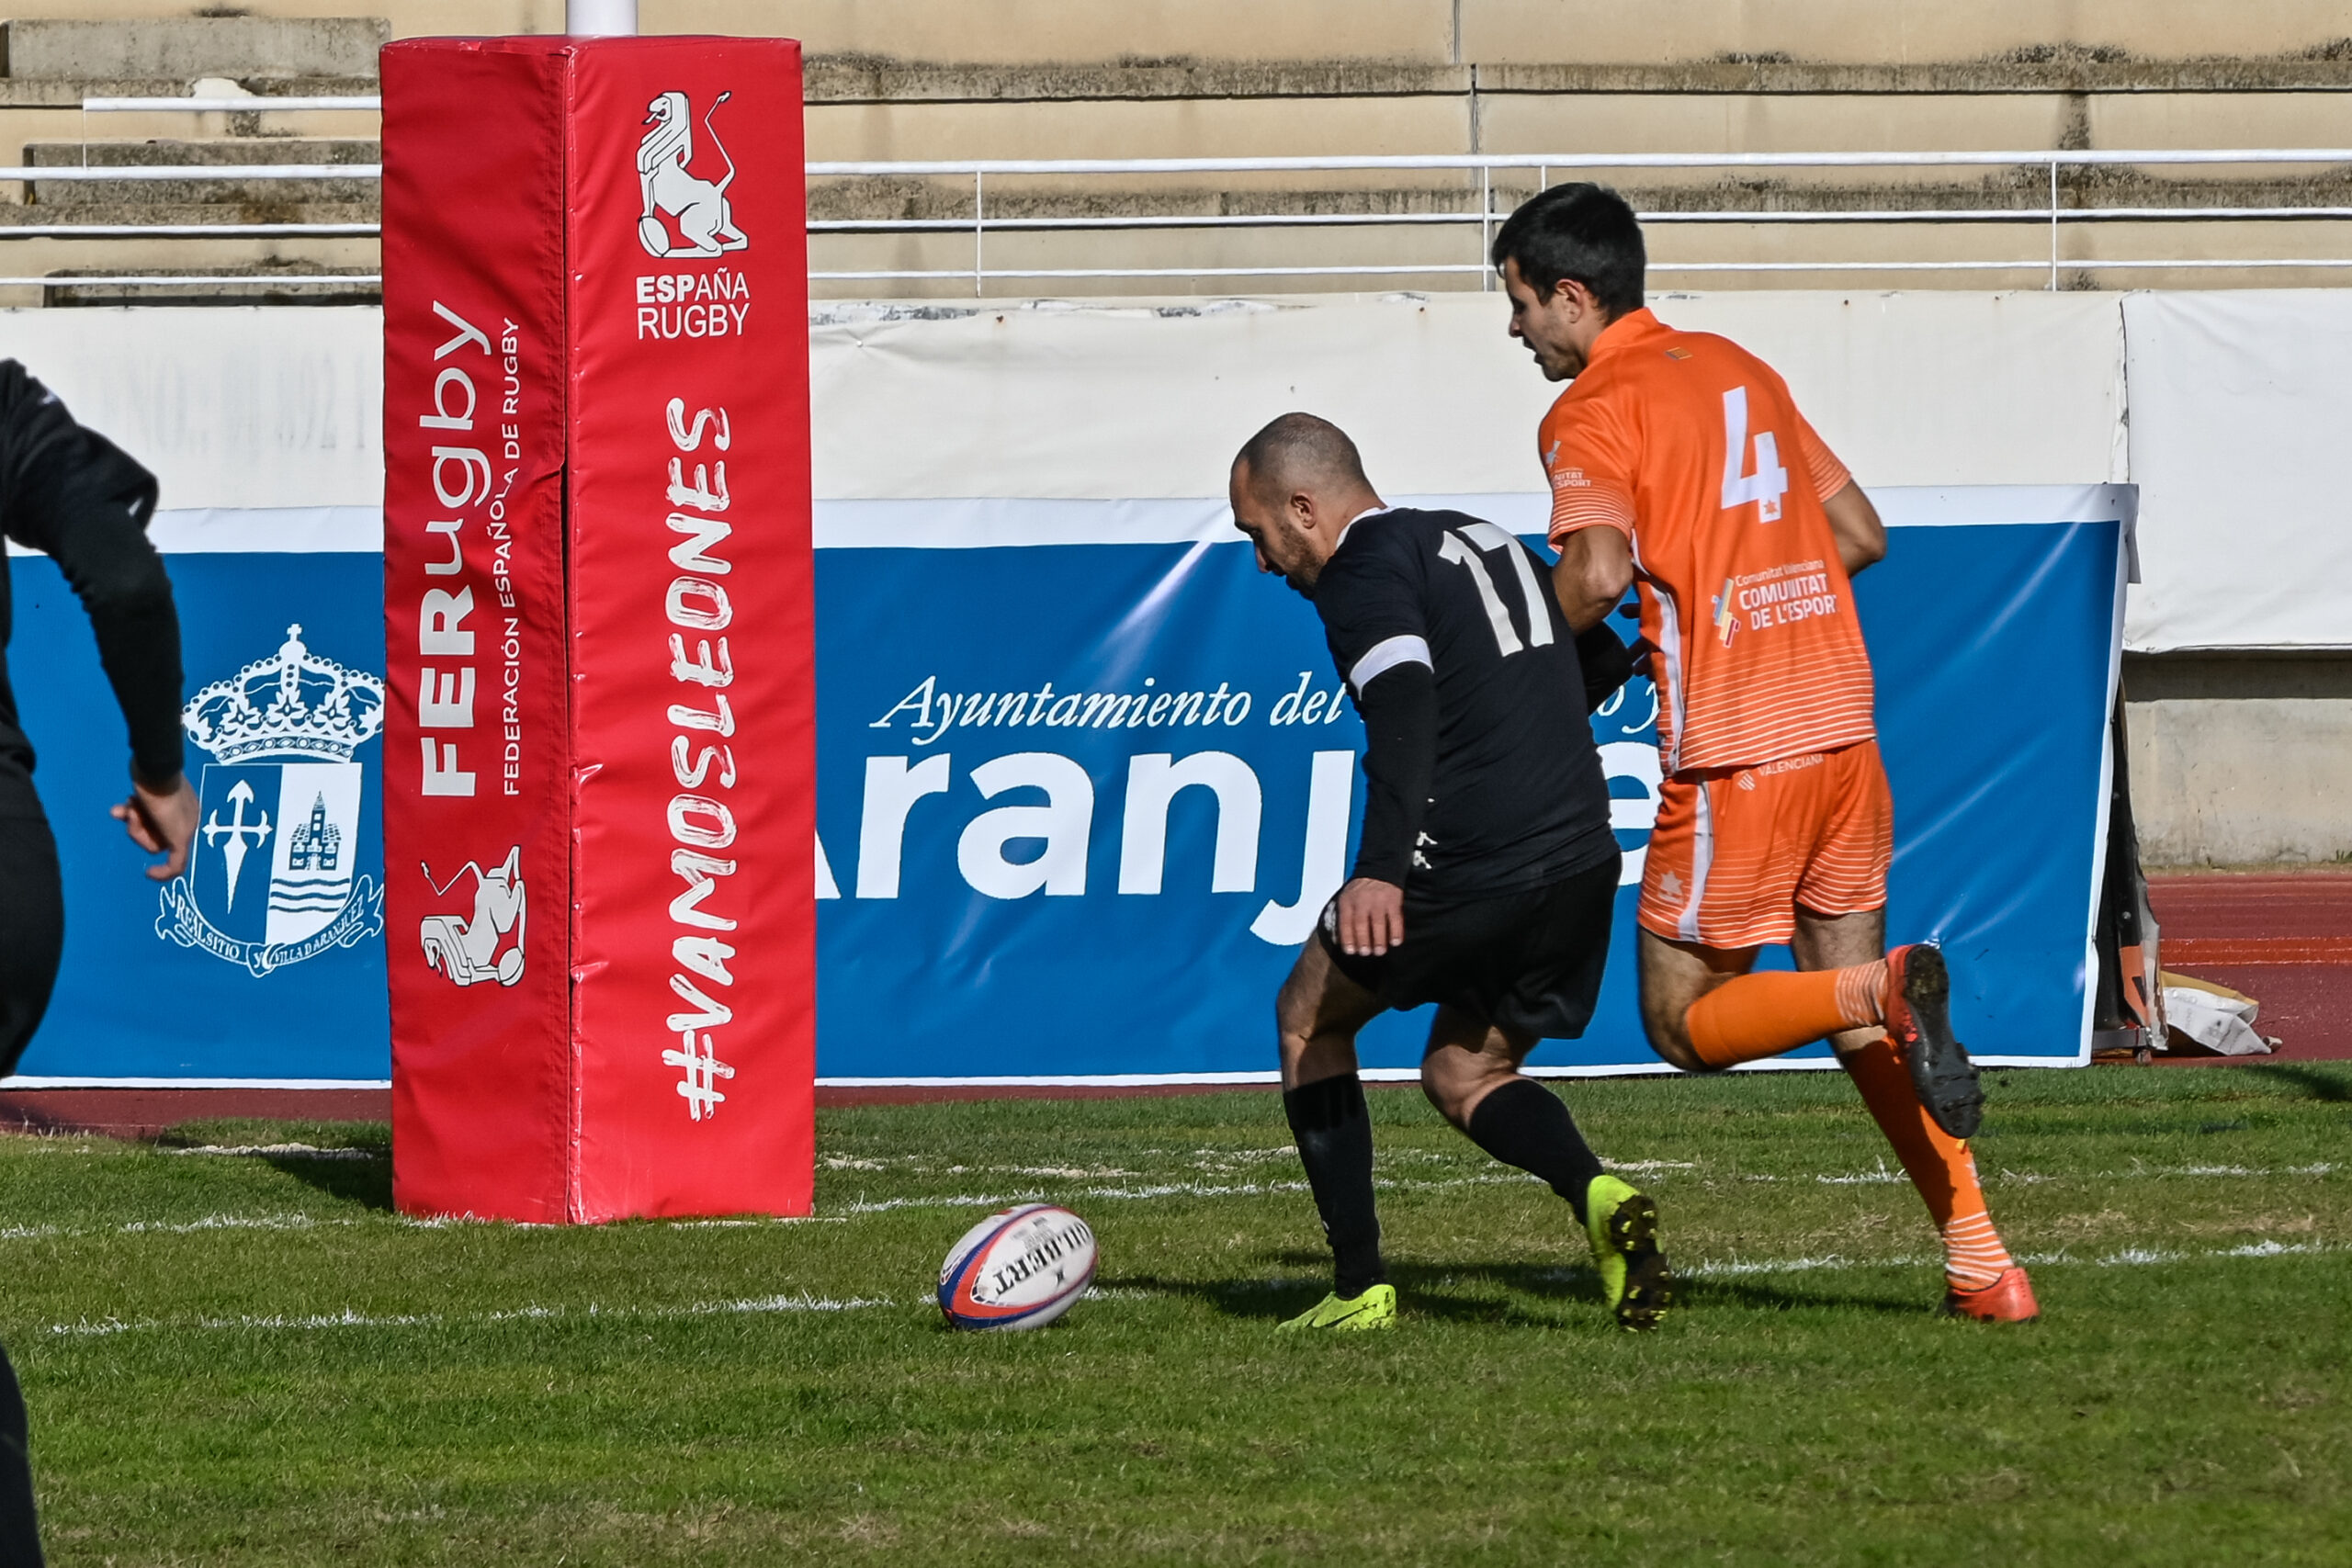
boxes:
[937,1203,1098,1331]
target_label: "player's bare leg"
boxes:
[1277,934,1383,1092]
[1274,940,1394,1325]
[1420,1008,1606,1220]
[1417,1006,1537,1126]
[1794,910,2036,1320]
[1421,1008,1674,1328]
[1635,918,2030,1318]
[1634,932,1761,1072]
[1634,925,1982,1137]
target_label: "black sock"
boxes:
[1283,1073,1385,1298]
[1464,1077,1606,1224]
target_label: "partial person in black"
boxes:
[0,359,197,1567]
[1230,412,1676,1334]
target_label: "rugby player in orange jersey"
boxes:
[1490,183,2036,1322]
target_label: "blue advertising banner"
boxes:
[10,532,390,1084]
[6,487,2128,1086]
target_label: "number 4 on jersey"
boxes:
[1720,385,1789,523]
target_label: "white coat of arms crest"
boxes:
[156,623,386,976]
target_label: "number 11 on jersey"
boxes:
[1720,385,1789,523]
[1437,522,1555,659]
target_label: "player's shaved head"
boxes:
[1228,412,1383,592]
[1232,412,1372,507]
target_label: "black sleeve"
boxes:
[0,363,183,785]
[1350,660,1436,886]
[1574,622,1635,714]
[1313,527,1427,694]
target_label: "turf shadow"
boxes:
[1102,1255,1937,1325]
[1102,1256,1617,1326]
[1674,1276,1935,1318]
[1097,1271,1328,1322]
[1378,1261,1938,1321]
[2253,1064,2351,1103]
[259,1149,395,1212]
[1101,1270,1595,1330]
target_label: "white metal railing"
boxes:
[82,96,382,113]
[0,274,379,288]
[2,164,379,179]
[16,105,2352,295]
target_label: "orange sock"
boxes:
[1684,962,1886,1069]
[1839,1033,2015,1291]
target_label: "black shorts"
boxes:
[1317,855,1619,1042]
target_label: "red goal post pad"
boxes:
[382,36,814,1222]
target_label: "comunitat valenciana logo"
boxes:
[633,88,754,341]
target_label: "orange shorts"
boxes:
[1638,739,1893,949]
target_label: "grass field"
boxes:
[6,1064,2348,1565]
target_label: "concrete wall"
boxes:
[0,17,385,77]
[2125,655,2352,867]
[14,1,2352,62]
[7,7,2352,303]
[12,291,2340,864]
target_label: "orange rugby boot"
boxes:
[1884,943,1984,1139]
[1942,1266,2040,1324]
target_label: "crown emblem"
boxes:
[183,624,386,762]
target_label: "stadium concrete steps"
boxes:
[0,17,387,82]
[2,10,2350,300]
[21,139,382,208]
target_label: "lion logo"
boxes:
[637,89,748,259]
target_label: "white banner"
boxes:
[14,289,2348,649]
[2122,291,2352,650]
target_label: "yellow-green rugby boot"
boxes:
[1584,1175,1676,1331]
[1277,1282,1397,1332]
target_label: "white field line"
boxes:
[1685,1252,1932,1278]
[835,1170,1538,1214]
[37,1238,2340,1341]
[167,1144,379,1160]
[3,1162,2334,1246]
[0,1211,849,1244]
[830,1158,2336,1213]
[118,1212,345,1235]
[50,1292,901,1339]
[1732,1162,2335,1185]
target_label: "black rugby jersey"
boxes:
[1309,506,1619,900]
[0,361,177,818]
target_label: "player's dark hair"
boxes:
[1233,412,1371,501]
[1489,183,1645,318]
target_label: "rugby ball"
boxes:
[937,1203,1098,1331]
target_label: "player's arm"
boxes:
[1791,400,1883,576]
[1823,480,1886,577]
[0,363,197,876]
[1552,525,1634,635]
[1539,401,1639,635]
[1336,660,1437,957]
[1573,621,1638,711]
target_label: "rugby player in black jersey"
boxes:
[1229,412,1674,1333]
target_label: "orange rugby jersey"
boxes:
[1540,308,1875,773]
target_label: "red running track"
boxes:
[4,873,2345,1134]
[2148,871,2352,1063]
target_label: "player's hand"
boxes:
[1335,876,1406,957]
[112,772,198,881]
